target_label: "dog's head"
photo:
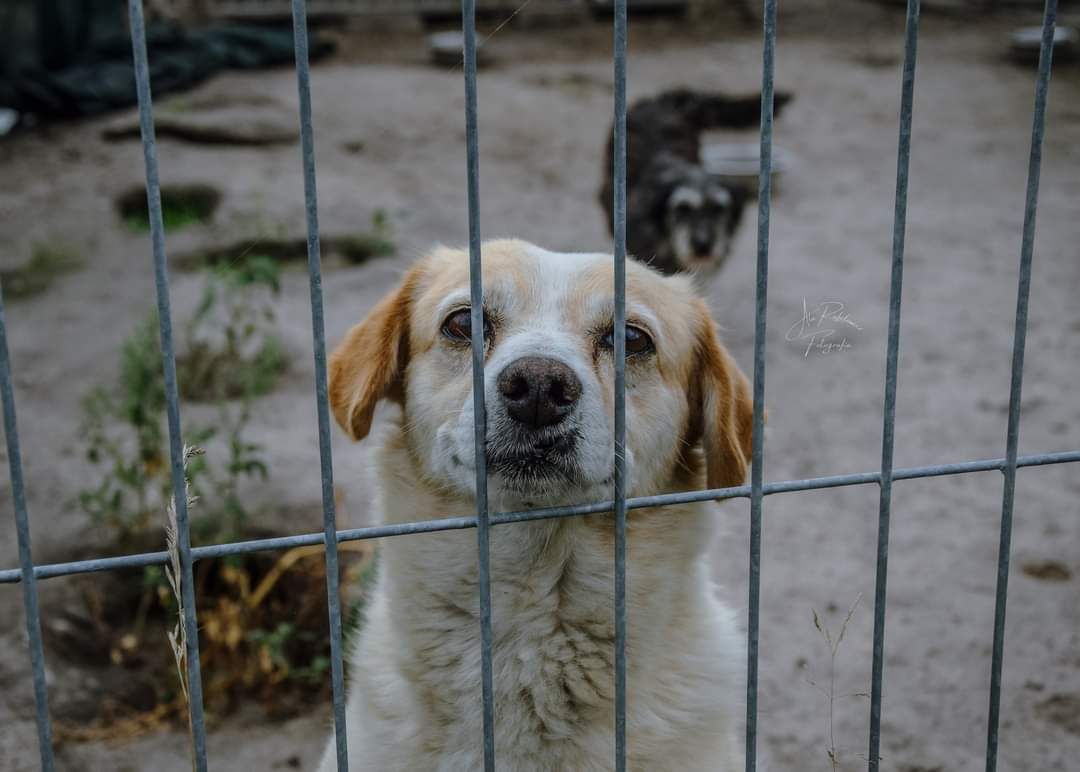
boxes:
[329,240,753,508]
[642,158,748,277]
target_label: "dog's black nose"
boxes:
[497,356,581,429]
[691,232,714,255]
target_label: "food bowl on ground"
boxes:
[1010,25,1078,65]
[701,142,795,195]
[429,31,493,68]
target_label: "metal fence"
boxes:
[0,0,1074,770]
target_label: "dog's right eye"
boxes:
[441,309,472,341]
[441,308,491,343]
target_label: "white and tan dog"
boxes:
[318,239,753,771]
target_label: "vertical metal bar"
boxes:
[612,0,629,769]
[288,1,349,768]
[0,289,55,772]
[868,0,920,768]
[744,0,777,768]
[461,2,496,768]
[126,2,208,768]
[985,1,1056,769]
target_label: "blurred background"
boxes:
[0,0,1078,770]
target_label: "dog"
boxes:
[599,89,792,278]
[319,239,754,771]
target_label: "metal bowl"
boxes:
[429,31,492,68]
[701,142,795,193]
[1010,26,1078,64]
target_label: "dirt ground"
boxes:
[1,2,1078,770]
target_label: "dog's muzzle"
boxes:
[487,356,584,487]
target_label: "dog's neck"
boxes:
[370,417,715,619]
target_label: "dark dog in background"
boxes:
[599,89,792,278]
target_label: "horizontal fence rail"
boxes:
[0,0,1069,769]
[4,450,1079,586]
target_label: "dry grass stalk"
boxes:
[163,445,204,771]
[809,594,867,771]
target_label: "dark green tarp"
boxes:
[0,3,334,121]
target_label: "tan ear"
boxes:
[690,303,756,490]
[328,269,420,441]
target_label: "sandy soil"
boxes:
[1,2,1078,770]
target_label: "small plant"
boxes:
[178,255,288,403]
[78,257,286,543]
[59,276,376,740]
[117,184,221,233]
[0,242,84,300]
[191,398,268,543]
[78,314,212,541]
[807,595,868,771]
[248,623,330,686]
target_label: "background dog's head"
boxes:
[634,156,748,277]
[329,239,753,509]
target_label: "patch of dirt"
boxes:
[1020,560,1073,582]
[103,94,299,147]
[0,242,84,301]
[1035,694,1080,735]
[37,528,373,744]
[173,233,396,272]
[104,112,299,147]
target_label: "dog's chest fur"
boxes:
[333,431,740,771]
[396,519,619,735]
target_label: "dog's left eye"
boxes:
[601,324,654,358]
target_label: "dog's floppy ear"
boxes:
[328,267,421,441]
[689,302,756,489]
